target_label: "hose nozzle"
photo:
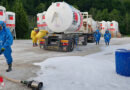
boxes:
[21,80,43,90]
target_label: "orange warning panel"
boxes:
[40,39,45,42]
[6,24,15,27]
[61,40,69,43]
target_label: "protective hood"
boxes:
[105,30,109,33]
[96,30,100,33]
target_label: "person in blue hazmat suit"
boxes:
[0,21,13,72]
[104,30,111,45]
[94,29,101,45]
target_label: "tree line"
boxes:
[0,0,130,38]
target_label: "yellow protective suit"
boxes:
[36,30,49,44]
[31,30,37,43]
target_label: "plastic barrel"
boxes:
[117,49,127,51]
[115,49,130,76]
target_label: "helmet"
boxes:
[34,28,39,32]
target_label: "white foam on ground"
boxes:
[34,44,130,90]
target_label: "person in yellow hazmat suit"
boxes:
[31,28,39,47]
[36,30,49,45]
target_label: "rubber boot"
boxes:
[33,43,35,47]
[35,43,38,46]
[6,64,12,72]
[105,42,107,45]
[107,42,109,46]
[108,42,109,45]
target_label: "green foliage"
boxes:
[0,0,9,10]
[109,9,120,21]
[72,5,79,9]
[89,8,97,19]
[125,13,130,35]
[36,3,46,13]
[101,9,109,20]
[12,0,29,39]
[0,0,129,38]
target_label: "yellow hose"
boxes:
[0,75,21,83]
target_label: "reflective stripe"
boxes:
[6,24,15,27]
[74,12,78,22]
[37,23,48,27]
[75,12,83,32]
[62,43,68,46]
[41,23,47,27]
[110,28,115,31]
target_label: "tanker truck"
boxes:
[40,2,95,52]
[81,14,97,42]
[6,12,16,39]
[0,6,6,22]
[0,6,16,39]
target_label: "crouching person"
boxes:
[31,28,39,47]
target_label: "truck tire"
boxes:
[91,38,95,43]
[40,44,44,49]
[67,39,74,52]
[44,38,48,50]
[82,36,87,45]
[40,45,42,49]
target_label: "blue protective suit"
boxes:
[94,30,101,44]
[0,21,13,64]
[104,30,111,45]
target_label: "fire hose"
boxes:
[0,74,43,90]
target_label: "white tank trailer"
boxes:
[41,11,47,30]
[39,2,95,52]
[81,17,97,33]
[80,13,97,42]
[99,20,119,37]
[99,21,108,35]
[0,6,16,39]
[37,13,43,30]
[0,6,6,22]
[109,21,119,37]
[107,21,111,30]
[37,11,51,32]
[6,12,16,39]
[87,18,97,32]
[45,2,83,33]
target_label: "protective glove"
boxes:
[0,48,5,55]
